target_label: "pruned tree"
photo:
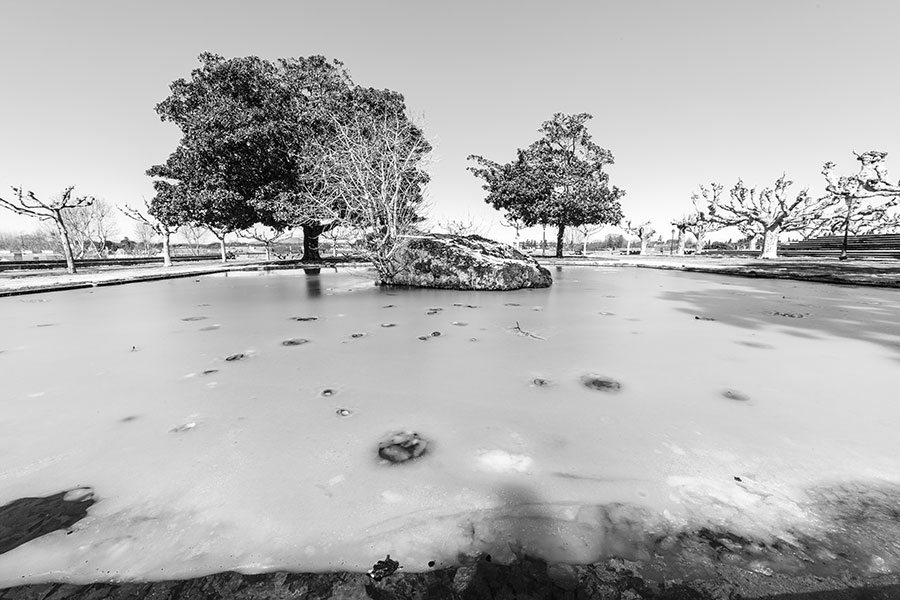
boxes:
[238,225,291,261]
[822,151,900,258]
[623,220,656,255]
[0,186,94,273]
[670,216,690,256]
[707,175,836,259]
[121,196,179,266]
[683,184,725,254]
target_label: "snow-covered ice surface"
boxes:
[1,265,899,585]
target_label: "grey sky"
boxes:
[2,0,899,242]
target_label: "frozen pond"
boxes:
[1,265,900,585]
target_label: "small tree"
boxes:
[121,197,180,266]
[0,186,94,273]
[576,223,604,254]
[684,184,725,254]
[179,223,207,256]
[238,225,290,260]
[623,220,656,255]
[708,175,836,259]
[670,216,690,256]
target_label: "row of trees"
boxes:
[666,151,900,259]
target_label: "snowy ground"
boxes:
[1,266,899,586]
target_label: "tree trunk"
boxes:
[162,233,172,267]
[695,232,705,255]
[626,238,632,254]
[218,234,227,263]
[54,215,77,274]
[639,239,649,255]
[302,221,338,262]
[759,228,780,259]
[265,243,272,261]
[676,232,686,256]
[555,223,565,258]
[582,236,588,255]
[541,224,547,257]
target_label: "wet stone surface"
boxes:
[378,431,428,463]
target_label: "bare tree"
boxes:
[682,184,725,254]
[438,215,485,237]
[237,225,291,261]
[499,215,527,250]
[576,223,604,254]
[319,223,356,258]
[133,221,157,256]
[623,220,656,255]
[179,223,207,256]
[822,151,900,258]
[0,186,94,273]
[707,176,836,259]
[310,111,431,280]
[120,198,178,266]
[670,216,690,256]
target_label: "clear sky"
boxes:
[2,0,900,243]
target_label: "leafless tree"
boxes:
[310,111,431,280]
[0,186,94,273]
[499,215,528,251]
[179,223,207,256]
[821,151,900,256]
[670,216,690,256]
[438,215,485,237]
[576,223,604,254]
[681,184,725,254]
[237,225,291,261]
[120,198,178,266]
[65,199,118,257]
[707,176,836,259]
[623,220,656,255]
[319,223,356,257]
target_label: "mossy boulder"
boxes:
[383,234,552,290]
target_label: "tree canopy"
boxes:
[469,112,624,257]
[147,53,428,262]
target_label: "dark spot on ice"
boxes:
[291,316,318,321]
[465,304,479,309]
[351,333,366,338]
[382,304,395,308]
[378,431,428,463]
[484,554,492,562]
[738,341,774,349]
[36,323,57,328]
[532,378,550,387]
[773,311,807,318]
[598,311,615,316]
[581,375,622,392]
[0,488,96,555]
[169,422,196,433]
[282,338,309,346]
[336,408,352,417]
[452,303,464,307]
[131,346,136,352]
[321,389,336,397]
[225,353,246,362]
[694,316,716,321]
[199,325,220,331]
[734,476,743,482]
[181,316,207,321]
[202,369,218,375]
[197,303,211,307]
[431,331,441,337]
[469,338,478,342]
[120,416,138,423]
[451,321,467,326]
[427,560,435,568]
[381,323,396,328]
[417,335,429,341]
[504,303,520,306]
[722,389,750,402]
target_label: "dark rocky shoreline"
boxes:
[3,555,900,600]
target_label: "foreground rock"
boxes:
[382,234,552,290]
